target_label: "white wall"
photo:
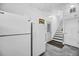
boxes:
[46,10,63,39]
[63,4,79,47]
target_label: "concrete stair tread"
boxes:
[55,33,63,35]
[56,32,63,33]
[53,39,63,42]
[54,36,63,38]
[53,37,63,40]
[54,35,63,37]
[55,35,63,37]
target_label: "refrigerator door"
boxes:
[0,34,31,56]
[32,23,46,56]
[0,11,31,35]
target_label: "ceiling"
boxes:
[0,3,68,13]
[0,3,78,17]
[27,3,67,12]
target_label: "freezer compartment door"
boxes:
[0,35,31,56]
[0,12,31,35]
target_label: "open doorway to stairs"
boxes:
[47,20,64,48]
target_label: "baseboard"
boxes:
[64,42,79,49]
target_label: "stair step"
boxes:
[56,31,63,33]
[56,30,63,31]
[53,37,63,40]
[55,33,63,35]
[57,27,62,28]
[55,35,63,37]
[53,39,63,42]
[54,36,63,38]
[57,30,63,32]
[53,36,63,38]
[56,31,63,32]
[56,32,63,33]
[47,40,64,48]
[58,27,63,29]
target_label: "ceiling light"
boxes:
[70,5,75,8]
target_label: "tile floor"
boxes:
[43,43,79,56]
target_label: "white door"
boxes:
[64,18,79,47]
[32,23,46,56]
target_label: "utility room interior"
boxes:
[0,3,79,56]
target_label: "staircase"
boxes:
[47,20,64,48]
[53,20,64,43]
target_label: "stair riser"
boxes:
[53,38,63,40]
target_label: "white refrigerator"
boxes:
[0,11,31,56]
[0,11,46,56]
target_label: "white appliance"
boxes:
[0,11,31,56]
[0,10,46,56]
[32,19,46,56]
